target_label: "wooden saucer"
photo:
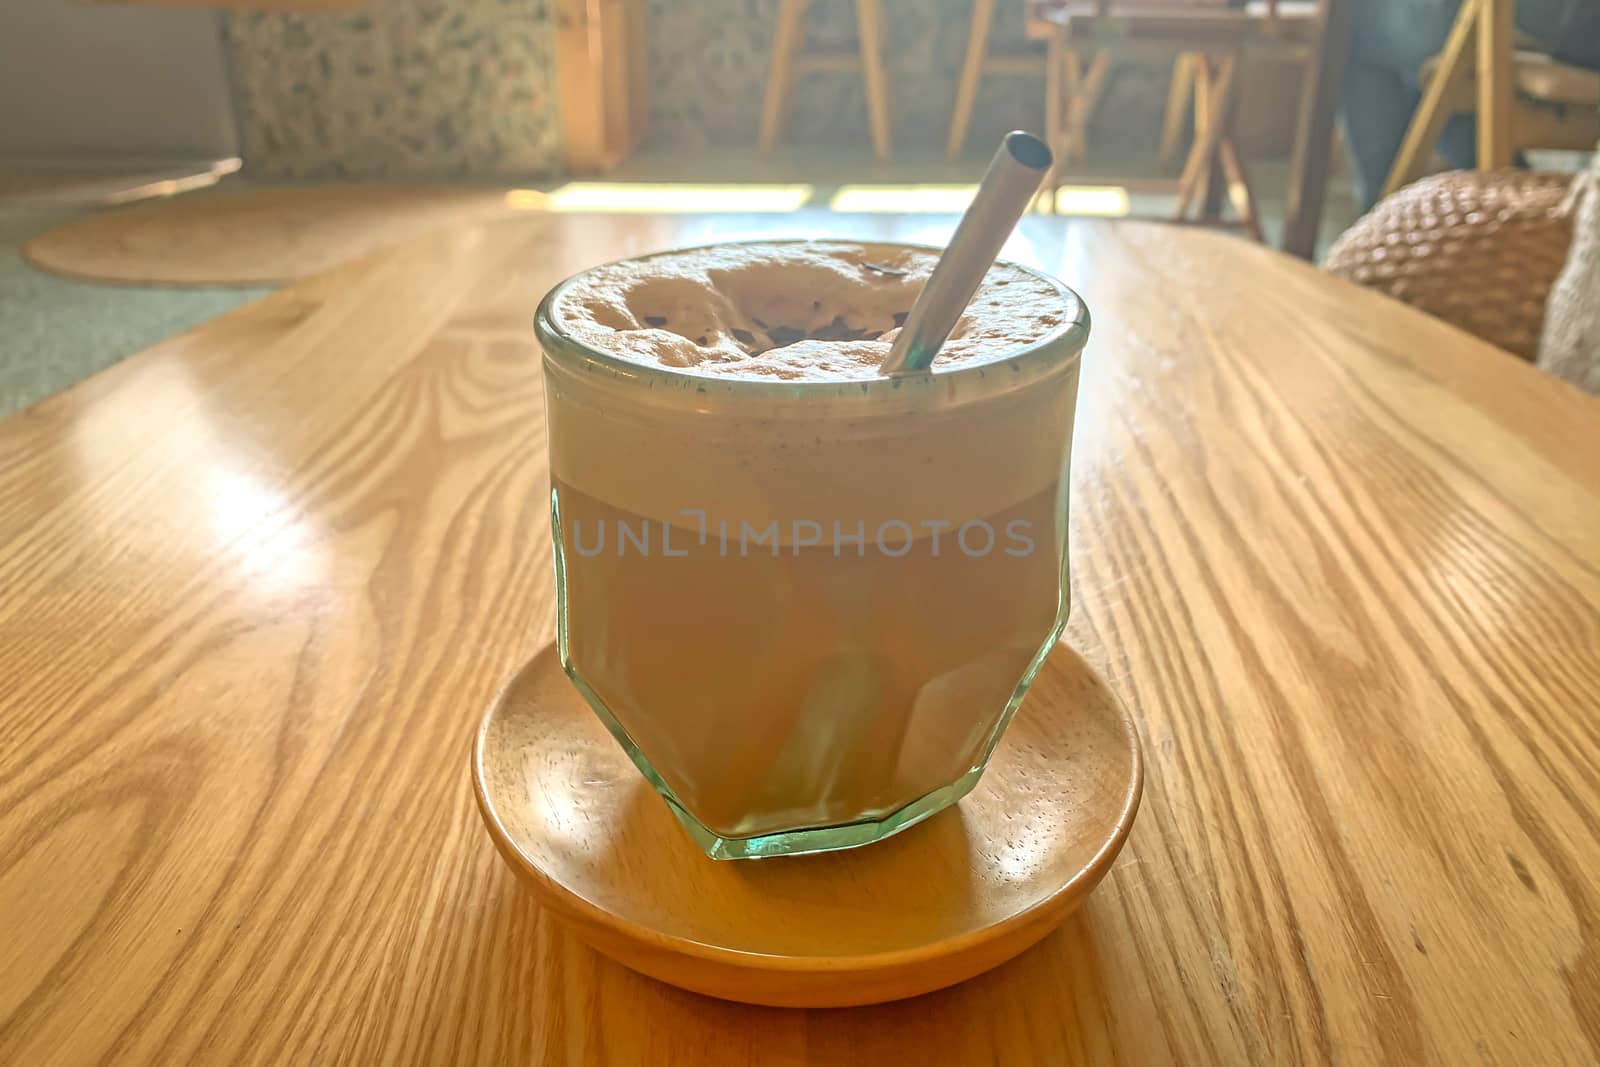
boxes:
[471,641,1143,1008]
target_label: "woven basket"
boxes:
[1325,169,1576,360]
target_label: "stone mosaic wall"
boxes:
[224,0,561,180]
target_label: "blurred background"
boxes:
[2,0,1596,412]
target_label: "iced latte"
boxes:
[535,241,1087,858]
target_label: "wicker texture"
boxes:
[1325,169,1575,360]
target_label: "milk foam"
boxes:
[540,240,1085,537]
[551,241,1066,381]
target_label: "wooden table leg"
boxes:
[1044,32,1066,200]
[758,0,809,154]
[856,0,892,159]
[1381,0,1477,197]
[1476,0,1514,168]
[1281,0,1355,258]
[947,0,997,159]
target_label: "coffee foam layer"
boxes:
[551,241,1065,381]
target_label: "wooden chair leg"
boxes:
[1218,139,1264,242]
[1159,53,1198,166]
[1381,0,1478,196]
[1177,56,1237,219]
[1477,0,1513,168]
[1044,33,1067,196]
[1200,125,1229,222]
[1064,52,1111,164]
[1280,0,1356,258]
[947,0,997,159]
[856,0,892,159]
[1202,52,1247,224]
[758,0,809,154]
[1194,56,1215,208]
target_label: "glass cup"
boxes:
[535,240,1088,859]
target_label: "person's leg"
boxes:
[1436,113,1479,171]
[1341,0,1472,209]
[1340,64,1418,210]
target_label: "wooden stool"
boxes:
[946,0,1041,159]
[1036,0,1325,240]
[945,1,1195,167]
[759,0,892,159]
[1383,0,1600,197]
[1174,50,1263,239]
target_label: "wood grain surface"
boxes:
[1,212,1597,1065]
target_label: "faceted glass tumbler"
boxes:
[535,241,1089,859]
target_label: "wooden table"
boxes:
[2,213,1597,1065]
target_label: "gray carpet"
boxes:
[0,204,269,419]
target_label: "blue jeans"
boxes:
[1340,0,1600,211]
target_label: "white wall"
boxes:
[0,0,238,170]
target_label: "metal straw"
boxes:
[879,131,1053,374]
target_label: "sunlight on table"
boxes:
[529,183,815,213]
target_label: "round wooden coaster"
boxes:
[472,641,1142,1008]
